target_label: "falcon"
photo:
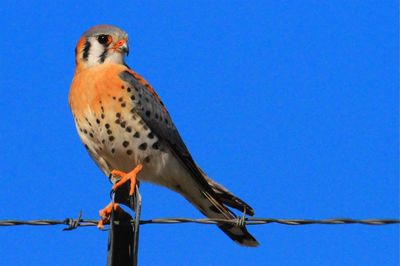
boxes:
[69,25,259,247]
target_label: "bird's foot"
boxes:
[97,164,143,228]
[97,202,121,229]
[111,164,143,196]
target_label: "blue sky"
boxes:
[0,1,398,265]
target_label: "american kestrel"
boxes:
[69,25,259,247]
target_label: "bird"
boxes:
[69,25,259,247]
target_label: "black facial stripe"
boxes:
[99,41,109,63]
[82,39,91,61]
[99,49,108,63]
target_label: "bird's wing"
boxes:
[118,69,215,192]
[118,68,259,246]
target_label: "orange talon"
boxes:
[97,202,121,229]
[111,164,143,196]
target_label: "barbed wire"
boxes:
[0,216,398,229]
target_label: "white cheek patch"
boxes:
[82,37,124,67]
[86,39,106,67]
[105,52,124,64]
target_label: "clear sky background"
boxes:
[0,1,398,265]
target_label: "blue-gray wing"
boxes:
[118,70,212,189]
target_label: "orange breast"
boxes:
[69,63,130,117]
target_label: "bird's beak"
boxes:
[112,39,129,56]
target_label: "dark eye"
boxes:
[97,34,110,45]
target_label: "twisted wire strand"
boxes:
[0,217,398,228]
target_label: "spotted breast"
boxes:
[70,63,176,187]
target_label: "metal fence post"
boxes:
[107,180,142,266]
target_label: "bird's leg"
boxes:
[97,164,143,228]
[97,202,121,229]
[111,163,144,196]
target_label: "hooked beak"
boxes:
[112,39,129,56]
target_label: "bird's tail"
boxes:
[200,189,259,247]
[176,169,259,247]
[200,169,255,216]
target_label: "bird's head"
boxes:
[75,25,129,72]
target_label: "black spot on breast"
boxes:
[89,133,94,138]
[115,119,121,124]
[121,103,126,107]
[96,119,100,124]
[130,95,135,100]
[118,97,123,102]
[120,121,126,128]
[127,149,133,155]
[111,148,115,153]
[147,133,154,139]
[152,142,159,150]
[143,125,149,130]
[116,113,121,118]
[155,114,159,119]
[127,87,131,92]
[122,141,129,147]
[109,136,115,141]
[102,139,105,144]
[133,132,140,138]
[126,126,132,133]
[144,156,151,163]
[107,129,112,135]
[145,110,151,117]
[83,129,88,134]
[138,143,147,150]
[113,97,116,100]
[101,114,105,119]
[121,85,125,89]
[105,123,110,129]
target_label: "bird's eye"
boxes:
[97,35,111,45]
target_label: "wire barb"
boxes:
[63,210,83,231]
